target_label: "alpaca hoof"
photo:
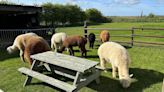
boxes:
[104,70,108,73]
[96,66,105,70]
[130,74,133,77]
[113,75,116,78]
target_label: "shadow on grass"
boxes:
[29,73,73,92]
[0,48,19,61]
[88,68,164,92]
[73,49,91,52]
[24,68,164,92]
[29,82,65,92]
[86,55,99,58]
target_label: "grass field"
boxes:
[0,23,164,92]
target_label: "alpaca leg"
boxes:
[54,43,58,52]
[79,47,83,57]
[68,48,71,55]
[112,65,117,78]
[72,50,74,56]
[91,42,94,49]
[118,67,123,79]
[20,50,25,63]
[24,48,32,65]
[79,46,86,57]
[99,57,106,71]
[89,42,91,48]
[83,47,87,57]
[51,43,54,50]
[69,46,74,56]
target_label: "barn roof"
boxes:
[0,4,42,14]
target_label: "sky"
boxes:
[2,0,164,16]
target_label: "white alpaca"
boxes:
[6,33,37,62]
[51,32,67,52]
[97,42,132,88]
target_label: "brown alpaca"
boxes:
[24,36,50,65]
[6,33,38,63]
[60,35,87,57]
[100,30,110,43]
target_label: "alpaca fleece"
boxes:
[60,35,87,57]
[6,33,37,62]
[23,36,50,65]
[100,30,110,42]
[98,42,132,88]
[88,33,96,49]
[51,32,67,52]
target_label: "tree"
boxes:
[41,3,86,26]
[65,4,86,25]
[85,8,103,23]
[148,13,155,18]
[0,1,15,4]
[41,3,54,26]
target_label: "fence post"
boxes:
[131,27,134,47]
[84,21,88,38]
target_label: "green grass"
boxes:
[0,23,164,92]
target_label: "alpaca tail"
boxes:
[6,45,18,54]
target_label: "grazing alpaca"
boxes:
[97,42,132,88]
[23,36,50,65]
[51,32,67,52]
[88,33,96,49]
[60,35,87,57]
[6,33,37,62]
[100,30,110,43]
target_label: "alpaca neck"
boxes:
[119,64,130,79]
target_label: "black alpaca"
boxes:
[88,33,96,49]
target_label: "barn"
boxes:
[0,4,54,48]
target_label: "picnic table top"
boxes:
[30,51,99,73]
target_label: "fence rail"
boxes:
[83,22,164,47]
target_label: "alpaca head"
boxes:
[120,77,131,88]
[6,46,18,54]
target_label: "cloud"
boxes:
[157,0,164,4]
[66,0,79,5]
[113,0,140,5]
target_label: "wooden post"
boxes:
[84,21,88,38]
[131,27,134,47]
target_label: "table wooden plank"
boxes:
[18,67,76,92]
[31,51,99,73]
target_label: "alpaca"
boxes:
[60,35,87,57]
[97,42,132,88]
[100,30,110,43]
[88,33,96,49]
[6,33,37,62]
[23,36,50,65]
[51,32,67,52]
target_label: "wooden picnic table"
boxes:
[18,51,100,92]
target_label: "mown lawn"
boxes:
[0,23,164,92]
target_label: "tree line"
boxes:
[40,3,110,26]
[1,1,163,26]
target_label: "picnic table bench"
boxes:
[18,51,100,92]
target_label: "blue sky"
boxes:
[4,0,164,16]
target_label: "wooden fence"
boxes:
[84,22,164,47]
[0,28,54,48]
